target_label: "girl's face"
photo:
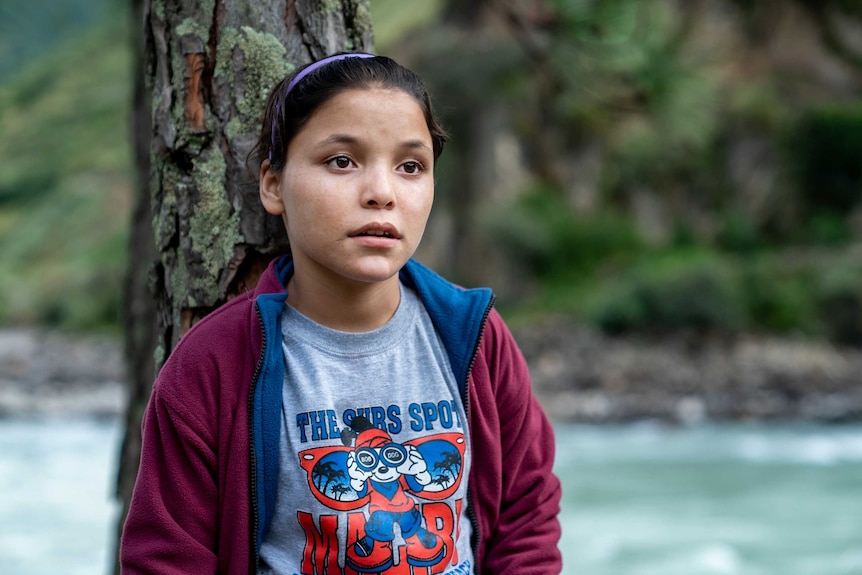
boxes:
[260,88,435,291]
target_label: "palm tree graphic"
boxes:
[313,460,347,497]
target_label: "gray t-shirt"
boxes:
[258,283,474,575]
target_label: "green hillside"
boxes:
[0,21,132,329]
[0,0,120,81]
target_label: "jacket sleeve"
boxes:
[477,310,563,575]
[120,340,221,575]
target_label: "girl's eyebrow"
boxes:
[313,134,432,154]
[400,139,433,153]
[313,134,359,149]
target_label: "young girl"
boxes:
[121,53,562,575]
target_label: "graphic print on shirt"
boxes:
[296,413,467,575]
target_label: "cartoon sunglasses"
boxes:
[354,443,408,471]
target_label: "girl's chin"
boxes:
[311,263,399,288]
[346,266,404,286]
[296,252,414,287]
[344,256,413,283]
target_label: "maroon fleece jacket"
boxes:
[121,257,562,574]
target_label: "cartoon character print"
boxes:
[344,420,445,572]
[297,416,466,574]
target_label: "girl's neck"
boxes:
[285,271,401,333]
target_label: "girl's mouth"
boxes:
[350,223,400,239]
[356,230,394,239]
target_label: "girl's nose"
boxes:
[360,166,396,209]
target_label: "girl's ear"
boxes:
[259,160,285,216]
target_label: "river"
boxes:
[1,418,860,574]
[555,422,862,574]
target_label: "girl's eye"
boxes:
[401,161,423,174]
[328,155,352,169]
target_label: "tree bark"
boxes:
[114,0,157,571]
[115,0,373,571]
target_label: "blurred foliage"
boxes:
[790,104,862,225]
[585,250,745,336]
[370,0,444,51]
[0,0,121,81]
[814,259,862,345]
[2,0,862,348]
[569,248,862,345]
[486,187,642,278]
[0,9,131,330]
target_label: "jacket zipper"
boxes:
[464,294,496,570]
[248,301,268,574]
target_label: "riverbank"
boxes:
[517,317,862,424]
[0,329,125,417]
[1,323,861,423]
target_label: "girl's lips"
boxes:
[350,234,400,249]
[349,222,401,239]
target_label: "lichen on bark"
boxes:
[320,0,341,16]
[175,16,208,43]
[151,0,165,20]
[188,146,242,285]
[218,26,293,140]
[175,0,214,40]
[351,1,374,37]
[237,27,292,119]
[214,26,240,83]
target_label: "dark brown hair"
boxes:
[248,54,448,174]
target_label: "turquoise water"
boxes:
[0,418,121,575]
[556,423,862,574]
[1,419,860,574]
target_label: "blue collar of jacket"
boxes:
[251,255,494,551]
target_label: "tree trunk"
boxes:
[113,0,157,571]
[115,0,373,571]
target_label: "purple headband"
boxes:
[269,53,375,162]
